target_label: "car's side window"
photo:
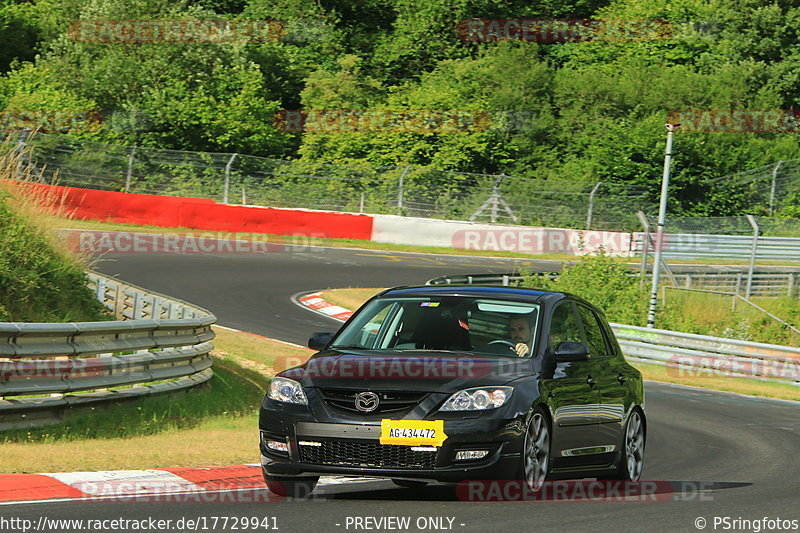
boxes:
[595,310,623,357]
[577,305,610,357]
[548,301,582,351]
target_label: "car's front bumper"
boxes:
[258,401,527,482]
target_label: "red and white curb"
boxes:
[0,464,382,505]
[296,292,352,322]
[0,465,265,504]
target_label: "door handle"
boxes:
[617,373,626,385]
[586,375,596,386]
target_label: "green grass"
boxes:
[660,292,800,347]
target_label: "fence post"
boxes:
[789,273,796,298]
[637,211,650,284]
[397,166,410,215]
[223,153,237,204]
[490,176,501,223]
[586,182,602,229]
[125,147,135,190]
[769,161,783,216]
[745,215,758,299]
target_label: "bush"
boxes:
[521,247,649,325]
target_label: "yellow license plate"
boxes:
[379,419,447,447]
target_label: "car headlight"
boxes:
[439,387,513,411]
[268,377,308,405]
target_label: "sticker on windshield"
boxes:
[420,302,440,307]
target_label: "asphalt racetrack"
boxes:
[6,242,798,532]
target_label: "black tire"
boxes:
[264,475,319,498]
[519,407,552,492]
[391,479,428,488]
[610,408,645,481]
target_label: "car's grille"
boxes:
[318,389,428,414]
[298,439,437,469]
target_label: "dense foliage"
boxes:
[2,0,799,216]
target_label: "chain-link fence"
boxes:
[7,132,800,233]
[703,160,800,218]
[9,132,655,230]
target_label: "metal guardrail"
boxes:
[0,272,216,429]
[633,233,800,262]
[428,269,800,298]
[427,273,800,385]
[612,324,799,385]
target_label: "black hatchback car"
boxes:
[259,285,645,497]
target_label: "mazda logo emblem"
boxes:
[355,392,380,412]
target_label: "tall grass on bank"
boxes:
[660,292,800,347]
[0,138,108,322]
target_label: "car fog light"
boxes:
[455,450,489,461]
[266,440,289,453]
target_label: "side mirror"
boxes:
[308,332,335,351]
[553,341,589,362]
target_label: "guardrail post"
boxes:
[96,278,107,303]
[745,215,759,299]
[114,284,123,317]
[151,296,162,320]
[133,292,144,320]
[790,273,796,298]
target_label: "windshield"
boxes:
[330,297,540,358]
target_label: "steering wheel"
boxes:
[487,340,517,352]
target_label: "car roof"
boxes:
[378,284,576,306]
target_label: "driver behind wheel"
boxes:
[509,313,535,357]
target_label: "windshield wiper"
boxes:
[330,345,369,350]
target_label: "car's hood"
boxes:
[279,349,536,392]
